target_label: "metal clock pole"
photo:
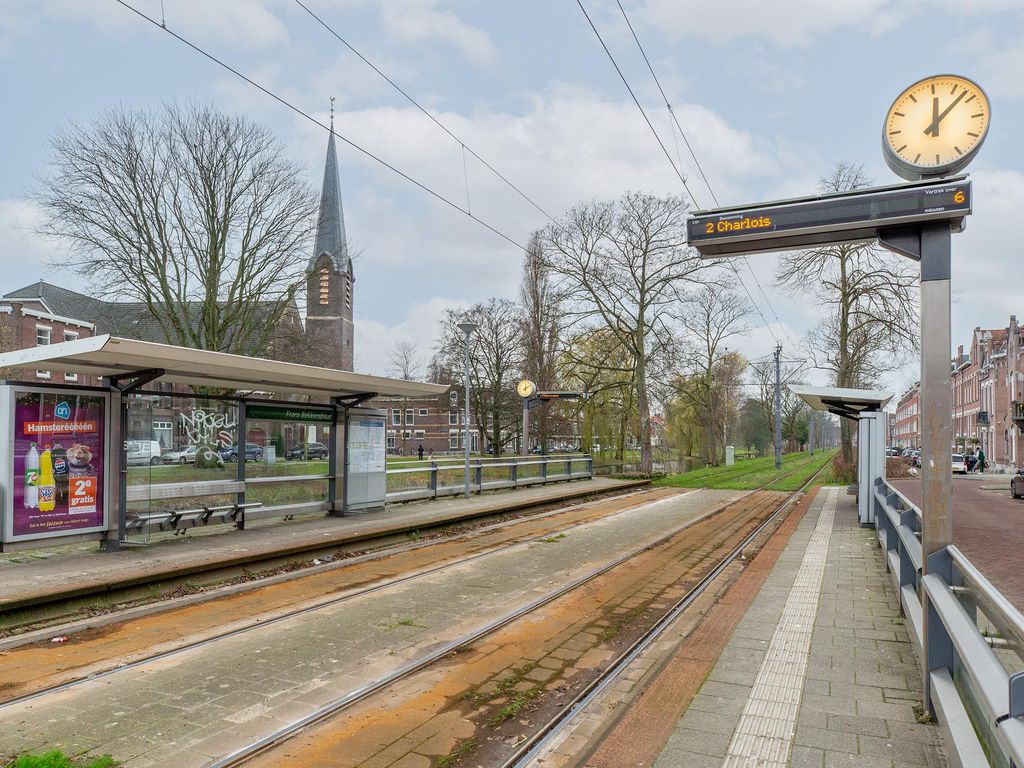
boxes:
[919,223,954,714]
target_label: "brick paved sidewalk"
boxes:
[0,477,644,612]
[654,487,948,768]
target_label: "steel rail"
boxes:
[501,458,833,768]
[206,459,827,767]
[202,493,763,768]
[0,488,685,711]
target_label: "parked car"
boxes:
[885,448,901,457]
[951,453,968,474]
[1011,468,1024,499]
[162,445,201,464]
[126,439,162,466]
[219,443,264,462]
[285,442,329,460]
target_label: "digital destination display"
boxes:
[687,178,971,257]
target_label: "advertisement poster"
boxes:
[12,391,106,538]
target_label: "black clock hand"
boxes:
[925,90,968,136]
[926,97,939,137]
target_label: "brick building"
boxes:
[894,382,920,449]
[976,316,1024,469]
[372,387,480,456]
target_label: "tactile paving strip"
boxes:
[721,487,838,768]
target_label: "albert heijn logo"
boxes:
[54,401,71,420]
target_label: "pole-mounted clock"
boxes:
[883,74,990,181]
[517,379,537,399]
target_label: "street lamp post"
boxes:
[457,322,478,499]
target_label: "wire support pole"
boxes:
[774,343,783,470]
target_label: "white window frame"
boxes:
[418,408,428,417]
[391,408,401,426]
[35,324,51,379]
[449,411,459,425]
[449,390,458,407]
[405,409,415,425]
[449,430,459,449]
[414,429,425,439]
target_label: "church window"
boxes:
[318,267,330,305]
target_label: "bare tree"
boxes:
[520,232,565,452]
[542,192,709,473]
[674,286,750,463]
[776,163,918,463]
[37,103,318,357]
[437,299,524,456]
[389,340,425,381]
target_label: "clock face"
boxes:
[883,75,989,180]
[517,379,537,398]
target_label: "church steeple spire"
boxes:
[310,106,348,273]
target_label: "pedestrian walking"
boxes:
[977,447,986,473]
[417,444,424,461]
[966,448,977,472]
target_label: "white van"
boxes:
[126,440,163,466]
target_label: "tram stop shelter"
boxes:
[789,384,893,526]
[0,334,446,551]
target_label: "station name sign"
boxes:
[245,403,334,423]
[687,176,971,258]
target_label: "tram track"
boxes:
[500,458,833,768]
[0,487,700,709]
[0,462,825,767]
[219,467,825,768]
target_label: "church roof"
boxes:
[310,132,349,273]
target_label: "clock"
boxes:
[882,74,990,181]
[517,379,537,399]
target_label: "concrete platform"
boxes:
[654,486,949,768]
[0,477,645,614]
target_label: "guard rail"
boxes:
[385,453,593,503]
[872,477,1024,768]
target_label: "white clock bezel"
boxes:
[882,73,990,182]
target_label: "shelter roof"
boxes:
[0,335,446,399]
[788,384,893,421]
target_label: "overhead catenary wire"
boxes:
[612,0,799,350]
[574,0,702,206]
[113,0,530,255]
[292,0,554,223]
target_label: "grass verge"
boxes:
[654,450,837,491]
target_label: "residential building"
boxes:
[894,382,920,449]
[976,316,1024,469]
[371,386,479,456]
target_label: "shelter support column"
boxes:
[101,386,124,551]
[920,221,953,713]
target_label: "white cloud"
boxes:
[354,296,467,375]
[951,169,1024,332]
[379,0,497,64]
[639,0,890,47]
[0,198,58,292]
[638,0,1024,46]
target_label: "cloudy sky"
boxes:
[2,0,1023,393]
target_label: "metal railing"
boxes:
[872,477,1024,768]
[385,453,593,503]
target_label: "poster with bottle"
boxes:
[9,390,107,539]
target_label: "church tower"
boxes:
[306,123,355,371]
